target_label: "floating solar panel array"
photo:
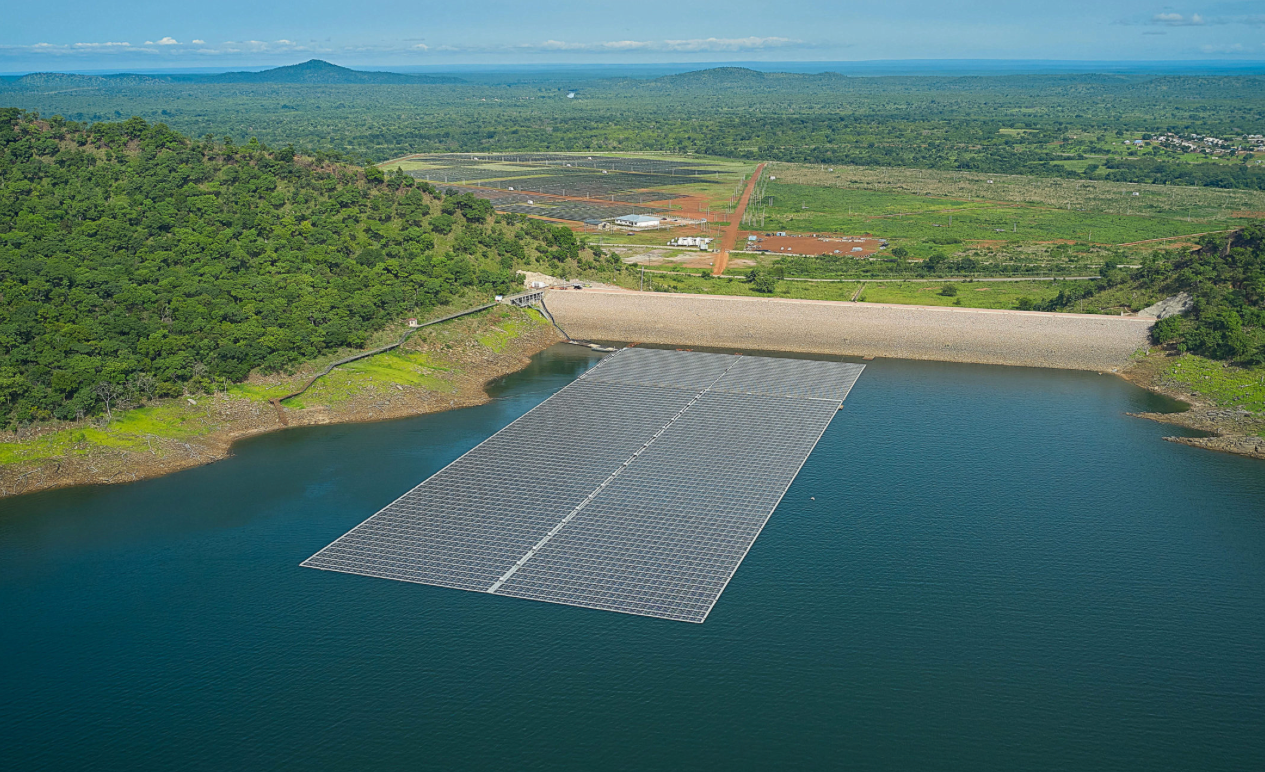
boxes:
[303,348,865,622]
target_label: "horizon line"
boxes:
[4,57,1265,78]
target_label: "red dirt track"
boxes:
[714,163,765,275]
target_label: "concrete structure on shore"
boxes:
[545,290,1154,372]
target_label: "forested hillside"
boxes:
[1039,224,1264,363]
[0,109,601,427]
[1149,226,1265,364]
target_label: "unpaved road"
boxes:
[715,163,765,275]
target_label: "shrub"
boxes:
[1151,315,1185,344]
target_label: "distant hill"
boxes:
[0,72,169,92]
[644,67,849,90]
[199,60,464,85]
[656,66,771,84]
[0,60,464,92]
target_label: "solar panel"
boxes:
[303,348,865,622]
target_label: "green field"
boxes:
[773,164,1265,221]
[1164,356,1265,415]
[616,272,861,301]
[858,280,1074,309]
[758,182,1234,246]
[609,269,1104,310]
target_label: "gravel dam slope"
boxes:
[546,290,1153,371]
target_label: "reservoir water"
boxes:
[2,344,1263,771]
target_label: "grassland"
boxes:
[1163,356,1265,415]
[613,271,861,301]
[770,163,1265,220]
[604,268,1106,310]
[757,181,1240,247]
[858,280,1071,309]
[0,402,209,465]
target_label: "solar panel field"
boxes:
[383,152,753,225]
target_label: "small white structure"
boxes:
[614,214,661,228]
[407,318,419,327]
[669,236,713,249]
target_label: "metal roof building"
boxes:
[614,214,661,228]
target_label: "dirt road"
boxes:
[714,163,765,275]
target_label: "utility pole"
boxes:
[640,266,644,292]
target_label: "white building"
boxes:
[669,236,713,249]
[614,214,661,228]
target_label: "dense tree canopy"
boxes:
[1150,225,1265,363]
[0,110,591,427]
[4,70,1263,190]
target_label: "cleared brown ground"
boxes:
[742,232,882,258]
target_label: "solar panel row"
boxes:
[302,348,865,622]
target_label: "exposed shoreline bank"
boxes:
[0,308,564,500]
[1121,352,1265,461]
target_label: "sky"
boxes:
[2,0,1264,73]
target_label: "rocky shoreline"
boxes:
[0,308,563,500]
[1121,351,1265,461]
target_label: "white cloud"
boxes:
[2,33,804,60]
[1200,42,1246,53]
[664,36,799,52]
[1152,12,1205,26]
[438,36,802,54]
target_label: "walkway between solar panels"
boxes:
[486,355,743,593]
[302,347,865,623]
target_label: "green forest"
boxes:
[4,65,1264,189]
[1145,227,1264,363]
[0,109,608,427]
[1035,226,1265,364]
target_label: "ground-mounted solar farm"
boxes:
[381,152,754,227]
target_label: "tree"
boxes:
[939,284,958,296]
[747,267,778,293]
[129,373,157,402]
[93,382,123,424]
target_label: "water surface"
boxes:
[2,345,1263,771]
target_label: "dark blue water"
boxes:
[2,345,1263,771]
